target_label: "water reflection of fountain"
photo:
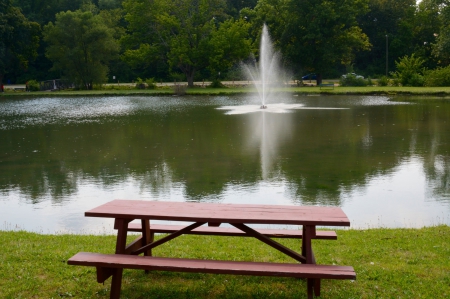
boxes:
[252,112,293,179]
[218,24,347,177]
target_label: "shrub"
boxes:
[135,77,146,89]
[27,80,40,91]
[145,78,157,89]
[339,74,367,86]
[209,79,225,88]
[377,76,390,86]
[392,54,426,87]
[424,66,450,86]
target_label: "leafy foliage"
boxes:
[250,0,371,80]
[377,76,390,86]
[391,54,426,86]
[27,79,40,91]
[43,9,119,89]
[339,74,368,86]
[356,0,418,75]
[431,0,450,65]
[122,0,251,87]
[0,0,40,84]
[424,65,450,86]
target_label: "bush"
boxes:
[392,54,426,87]
[209,79,225,88]
[27,80,40,91]
[145,78,157,89]
[377,76,390,86]
[135,77,146,89]
[424,66,450,86]
[339,74,368,86]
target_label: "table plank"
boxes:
[85,200,350,226]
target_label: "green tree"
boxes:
[0,0,40,85]
[431,0,450,65]
[249,0,371,83]
[356,0,417,76]
[412,0,441,69]
[206,18,252,80]
[43,9,119,89]
[122,0,251,87]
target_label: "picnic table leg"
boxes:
[141,219,152,257]
[307,278,314,299]
[141,219,153,274]
[110,218,129,299]
[302,225,320,298]
[301,225,315,264]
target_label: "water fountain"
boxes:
[217,25,347,179]
[217,24,304,114]
[243,24,282,109]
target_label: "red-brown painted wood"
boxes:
[126,223,338,240]
[68,252,356,280]
[131,222,206,256]
[86,200,350,226]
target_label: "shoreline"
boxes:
[3,85,450,97]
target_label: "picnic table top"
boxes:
[86,200,350,226]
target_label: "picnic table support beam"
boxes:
[231,223,307,263]
[131,222,207,256]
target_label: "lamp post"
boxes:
[386,35,388,77]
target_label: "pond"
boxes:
[0,95,449,234]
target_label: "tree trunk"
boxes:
[316,74,323,85]
[186,72,195,88]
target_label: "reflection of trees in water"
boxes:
[1,100,450,205]
[414,103,450,201]
[424,155,450,200]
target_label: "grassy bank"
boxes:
[1,226,449,298]
[4,85,450,97]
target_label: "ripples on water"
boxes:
[0,95,449,233]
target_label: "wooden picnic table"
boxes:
[69,200,354,299]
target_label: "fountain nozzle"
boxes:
[260,105,267,109]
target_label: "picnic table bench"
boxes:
[68,200,355,299]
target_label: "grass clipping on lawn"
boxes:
[0,226,449,298]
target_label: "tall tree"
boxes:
[43,9,119,89]
[249,0,371,83]
[413,0,441,69]
[0,0,40,85]
[208,18,252,78]
[356,0,417,76]
[431,0,450,65]
[122,0,251,87]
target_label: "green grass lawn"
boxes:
[4,85,450,97]
[1,226,449,298]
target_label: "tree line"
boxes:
[1,0,450,89]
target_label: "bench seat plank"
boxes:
[68,252,355,280]
[126,223,337,240]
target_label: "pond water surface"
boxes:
[0,95,449,233]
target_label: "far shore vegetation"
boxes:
[4,83,450,98]
[1,225,449,298]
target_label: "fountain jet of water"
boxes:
[243,24,282,108]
